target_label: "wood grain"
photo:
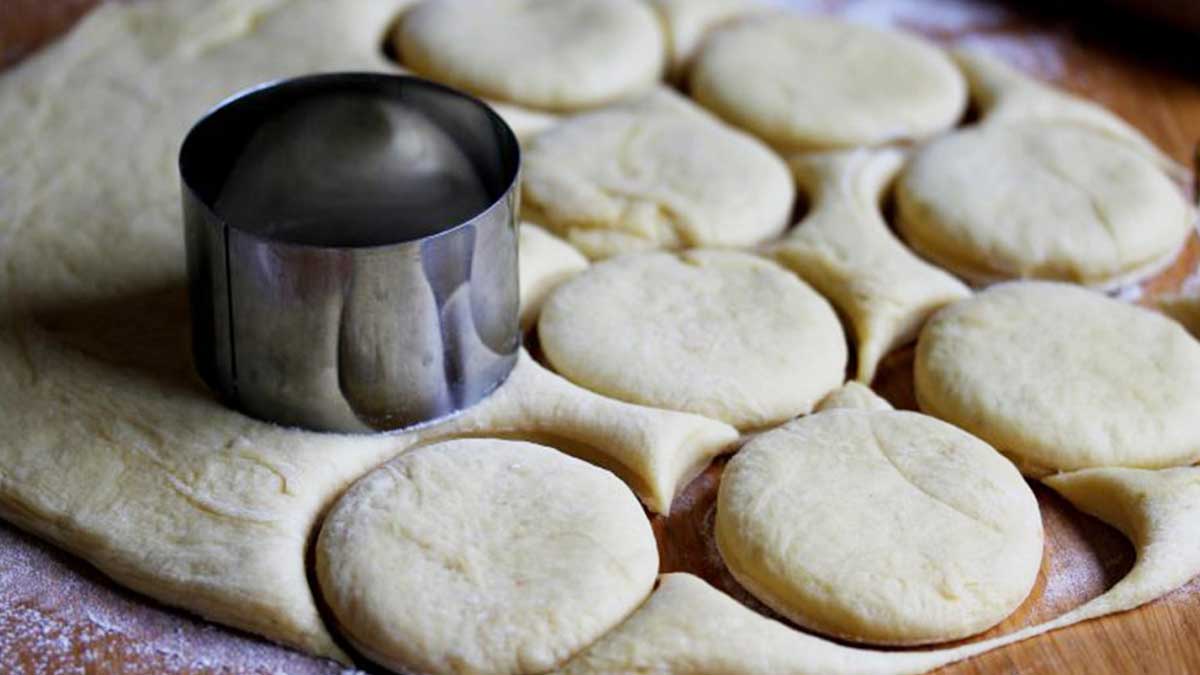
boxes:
[1,1,1198,674]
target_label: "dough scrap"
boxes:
[689,15,966,151]
[647,0,759,80]
[896,122,1193,288]
[716,410,1043,645]
[952,50,1185,176]
[522,89,794,259]
[773,148,970,383]
[518,223,589,330]
[0,0,436,660]
[418,350,739,514]
[0,0,724,656]
[0,319,414,662]
[815,381,893,412]
[538,250,847,430]
[394,0,665,112]
[916,282,1200,476]
[317,439,658,675]
[559,465,1200,675]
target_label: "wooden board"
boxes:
[2,1,1199,674]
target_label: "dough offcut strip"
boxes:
[558,466,1200,674]
[773,148,970,383]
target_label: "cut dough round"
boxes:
[539,250,847,429]
[395,0,665,111]
[689,15,965,150]
[316,438,658,675]
[522,90,794,259]
[716,409,1043,645]
[916,282,1200,475]
[896,123,1193,288]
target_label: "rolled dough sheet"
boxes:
[419,350,739,515]
[558,466,1200,674]
[521,89,794,259]
[0,0,734,658]
[772,148,970,383]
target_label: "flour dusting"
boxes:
[0,522,358,675]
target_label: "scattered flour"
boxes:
[0,522,357,675]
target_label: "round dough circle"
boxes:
[316,438,659,675]
[689,15,965,150]
[896,123,1192,287]
[522,92,795,258]
[395,0,666,111]
[716,409,1043,645]
[916,281,1200,475]
[538,250,847,429]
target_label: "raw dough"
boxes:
[0,0,731,658]
[916,282,1200,475]
[317,439,657,675]
[394,0,665,112]
[815,381,893,413]
[560,465,1200,675]
[896,122,1193,288]
[647,0,758,80]
[538,250,847,430]
[952,50,1185,176]
[773,148,970,383]
[716,409,1043,645]
[689,15,966,151]
[518,223,589,330]
[521,90,794,259]
[0,319,409,662]
[419,350,738,515]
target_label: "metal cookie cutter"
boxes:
[180,73,520,433]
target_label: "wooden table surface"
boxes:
[2,1,1199,674]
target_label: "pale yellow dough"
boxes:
[896,122,1193,288]
[717,409,1043,645]
[522,90,794,259]
[952,50,1185,175]
[0,0,733,658]
[518,223,589,330]
[916,282,1200,475]
[773,148,970,383]
[560,466,1200,675]
[815,381,893,412]
[539,250,847,430]
[690,15,966,151]
[647,0,759,79]
[419,350,738,515]
[395,0,665,112]
[317,439,658,675]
